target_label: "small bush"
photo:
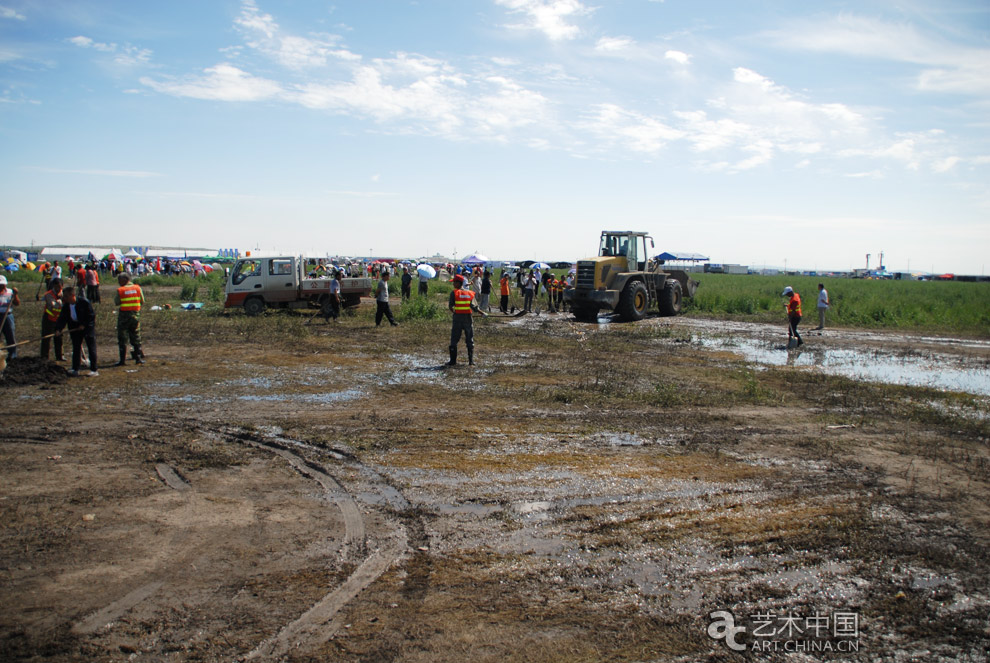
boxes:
[399,296,447,321]
[180,282,199,301]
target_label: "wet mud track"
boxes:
[2,313,989,661]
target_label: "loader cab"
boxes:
[599,232,653,272]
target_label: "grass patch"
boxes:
[687,273,990,336]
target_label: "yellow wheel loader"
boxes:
[564,231,699,322]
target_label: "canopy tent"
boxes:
[461,253,489,265]
[124,248,143,259]
[654,251,709,262]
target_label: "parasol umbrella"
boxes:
[416,264,437,279]
[532,262,551,270]
[103,249,124,261]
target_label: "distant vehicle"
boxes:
[564,230,698,321]
[224,255,373,316]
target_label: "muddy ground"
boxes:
[2,291,989,662]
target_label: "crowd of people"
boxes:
[1,253,835,374]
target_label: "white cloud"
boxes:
[765,14,990,95]
[579,104,684,154]
[595,36,634,53]
[69,36,116,52]
[115,45,152,67]
[664,50,689,65]
[141,64,282,102]
[495,0,592,41]
[838,130,957,172]
[1,6,26,20]
[235,0,359,69]
[932,156,959,173]
[69,35,152,67]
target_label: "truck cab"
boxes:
[227,256,299,309]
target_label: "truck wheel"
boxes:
[618,281,648,321]
[659,280,683,316]
[572,306,598,322]
[244,297,266,316]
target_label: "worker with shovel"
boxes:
[448,274,486,366]
[54,286,98,377]
[40,278,65,362]
[0,275,20,359]
[782,286,803,347]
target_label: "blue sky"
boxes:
[2,0,988,273]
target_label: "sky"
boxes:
[1,0,988,273]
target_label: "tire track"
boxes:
[72,423,411,655]
[226,427,412,660]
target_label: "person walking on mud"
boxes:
[375,269,398,327]
[115,273,146,365]
[448,274,485,366]
[782,286,803,347]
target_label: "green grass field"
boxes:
[686,273,990,337]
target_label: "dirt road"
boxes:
[2,306,988,661]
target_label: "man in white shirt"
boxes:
[374,269,398,327]
[815,283,829,330]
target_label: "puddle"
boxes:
[145,394,205,404]
[237,389,364,404]
[436,502,501,516]
[693,335,990,395]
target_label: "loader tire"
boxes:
[618,281,648,321]
[244,297,266,316]
[659,280,683,316]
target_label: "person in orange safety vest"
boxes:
[115,273,146,366]
[448,274,486,366]
[499,271,511,314]
[782,286,803,347]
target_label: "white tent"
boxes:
[124,248,143,259]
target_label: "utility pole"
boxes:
[866,253,870,271]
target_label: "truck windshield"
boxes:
[231,260,260,285]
